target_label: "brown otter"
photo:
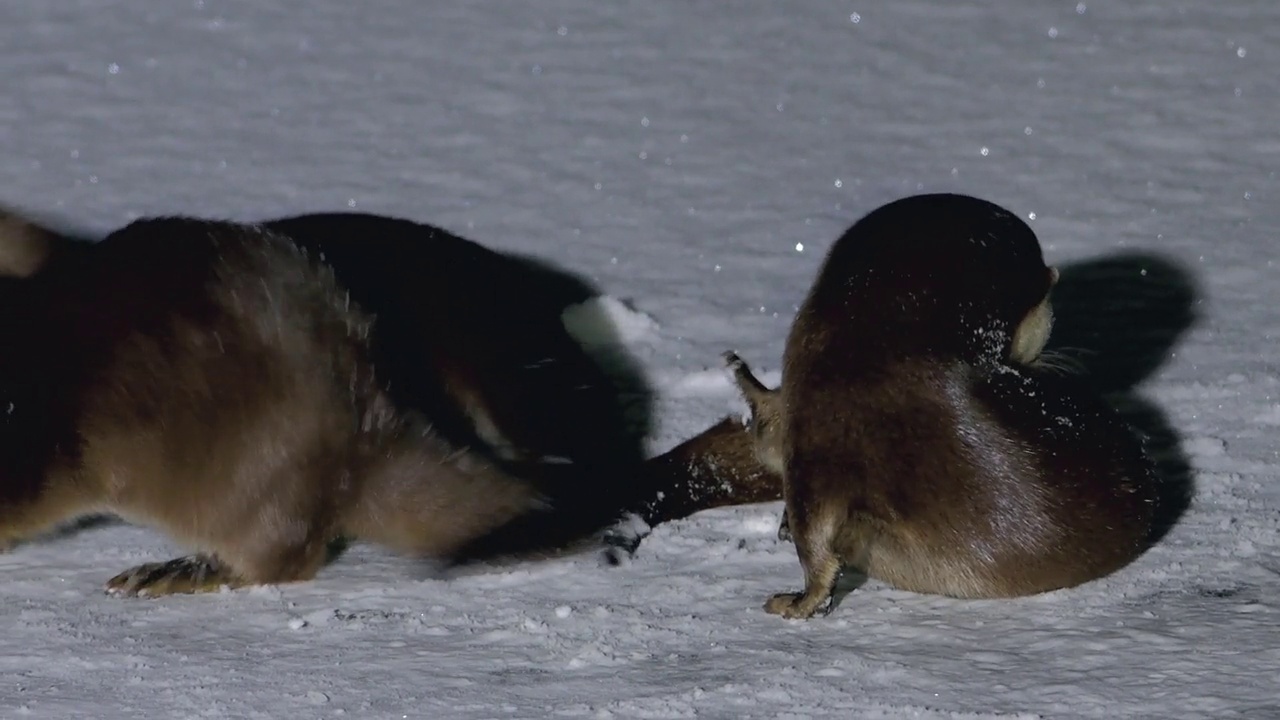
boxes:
[0,209,653,561]
[0,216,549,596]
[725,193,1156,619]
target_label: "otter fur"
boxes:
[0,217,546,596]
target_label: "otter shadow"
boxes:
[1046,251,1200,545]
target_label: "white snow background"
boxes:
[2,1,1279,718]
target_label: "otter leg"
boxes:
[105,470,340,599]
[105,532,333,599]
[105,554,245,597]
[764,508,842,619]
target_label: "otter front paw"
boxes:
[763,591,830,619]
[105,554,243,598]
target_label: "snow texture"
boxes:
[2,1,1279,718]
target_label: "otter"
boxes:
[0,216,549,596]
[0,209,651,561]
[725,193,1156,619]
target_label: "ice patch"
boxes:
[561,295,659,349]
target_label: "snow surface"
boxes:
[3,1,1280,718]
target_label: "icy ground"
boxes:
[3,1,1280,718]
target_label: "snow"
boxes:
[3,0,1280,717]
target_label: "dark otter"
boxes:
[0,217,548,596]
[260,213,646,476]
[726,193,1157,619]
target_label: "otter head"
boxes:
[951,253,1059,369]
[809,193,1057,368]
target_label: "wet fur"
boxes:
[728,193,1157,619]
[0,217,546,595]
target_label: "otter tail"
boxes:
[450,416,785,563]
[631,415,782,528]
[606,415,786,558]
